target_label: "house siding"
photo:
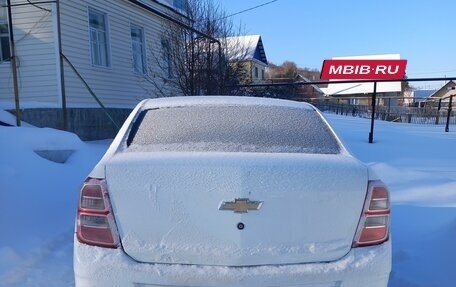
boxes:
[0,0,58,109]
[1,0,183,110]
[2,0,184,138]
[60,0,182,108]
[250,59,267,83]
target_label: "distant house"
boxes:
[408,89,435,107]
[426,81,456,103]
[224,35,268,84]
[0,0,187,139]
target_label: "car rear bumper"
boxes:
[74,236,391,287]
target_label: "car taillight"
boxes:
[76,178,119,248]
[353,180,390,247]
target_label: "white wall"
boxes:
[250,59,267,83]
[0,0,182,109]
[0,0,59,109]
[60,0,182,108]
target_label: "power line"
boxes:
[216,0,278,21]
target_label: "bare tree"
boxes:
[144,0,250,97]
[267,61,298,79]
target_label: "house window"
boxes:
[131,25,146,74]
[0,0,10,62]
[89,8,110,67]
[161,39,172,78]
[254,66,258,78]
[350,98,360,105]
[261,69,265,80]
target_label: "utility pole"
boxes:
[55,0,67,130]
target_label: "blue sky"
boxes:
[218,0,456,89]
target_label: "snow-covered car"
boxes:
[73,96,391,287]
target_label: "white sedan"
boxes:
[74,96,391,287]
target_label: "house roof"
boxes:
[296,75,325,95]
[414,89,436,100]
[427,80,456,99]
[224,35,268,65]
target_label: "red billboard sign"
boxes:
[320,59,407,80]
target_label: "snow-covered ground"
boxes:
[327,114,456,287]
[0,110,455,286]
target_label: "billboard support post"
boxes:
[369,81,378,143]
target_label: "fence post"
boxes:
[445,95,453,132]
[7,0,21,126]
[436,99,442,125]
[369,81,378,143]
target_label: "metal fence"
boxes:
[237,77,456,142]
[308,99,455,126]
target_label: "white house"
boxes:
[426,80,456,103]
[0,0,186,139]
[224,35,268,84]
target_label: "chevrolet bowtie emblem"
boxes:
[219,198,263,213]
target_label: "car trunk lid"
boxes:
[105,152,368,266]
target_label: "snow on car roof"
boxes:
[139,96,316,110]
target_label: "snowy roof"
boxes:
[140,96,313,110]
[414,89,437,99]
[223,35,268,65]
[296,75,326,95]
[427,80,456,99]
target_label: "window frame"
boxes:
[126,105,342,155]
[130,24,146,74]
[350,98,360,105]
[88,7,111,68]
[161,38,173,78]
[0,0,10,63]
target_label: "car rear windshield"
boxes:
[126,105,341,154]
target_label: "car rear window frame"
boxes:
[126,104,342,154]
